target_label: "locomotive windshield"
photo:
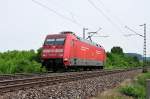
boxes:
[44,38,65,45]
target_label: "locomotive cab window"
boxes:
[44,38,55,45]
[44,38,65,45]
[55,38,65,45]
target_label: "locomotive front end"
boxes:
[41,34,66,71]
[42,38,64,58]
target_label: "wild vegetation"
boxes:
[0,49,46,74]
[105,46,142,69]
[120,72,150,99]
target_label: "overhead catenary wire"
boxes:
[97,0,125,27]
[96,0,144,37]
[32,0,82,27]
[93,36,109,37]
[44,0,79,24]
[125,26,144,37]
[87,0,124,34]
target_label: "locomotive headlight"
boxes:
[64,58,68,61]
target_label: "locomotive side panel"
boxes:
[69,38,105,67]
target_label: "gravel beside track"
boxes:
[0,68,138,94]
[0,67,143,99]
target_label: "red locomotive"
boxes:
[41,31,106,71]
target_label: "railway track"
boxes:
[0,71,75,80]
[0,69,122,81]
[0,68,141,94]
[0,72,58,80]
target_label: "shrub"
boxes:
[120,85,145,98]
[0,50,46,74]
[137,73,150,87]
[120,72,150,99]
[105,47,141,69]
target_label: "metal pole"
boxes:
[140,24,147,72]
[83,28,88,39]
[125,24,147,72]
[144,23,147,72]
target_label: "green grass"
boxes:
[120,85,145,99]
[120,72,150,99]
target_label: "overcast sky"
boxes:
[1,0,150,56]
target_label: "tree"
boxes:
[105,46,141,69]
[111,46,123,55]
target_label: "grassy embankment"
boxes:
[120,72,150,99]
[92,72,150,99]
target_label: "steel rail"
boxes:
[0,71,56,80]
[0,68,141,94]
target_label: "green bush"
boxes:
[137,73,150,87]
[120,72,150,99]
[120,85,145,98]
[0,50,46,74]
[105,47,141,69]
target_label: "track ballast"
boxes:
[0,68,141,94]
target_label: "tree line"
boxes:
[0,46,147,74]
[105,46,142,69]
[0,49,45,74]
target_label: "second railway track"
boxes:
[0,68,140,94]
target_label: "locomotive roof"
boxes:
[76,36,102,48]
[47,31,103,48]
[60,31,102,47]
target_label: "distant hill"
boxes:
[125,53,150,61]
[147,57,150,61]
[125,53,143,60]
